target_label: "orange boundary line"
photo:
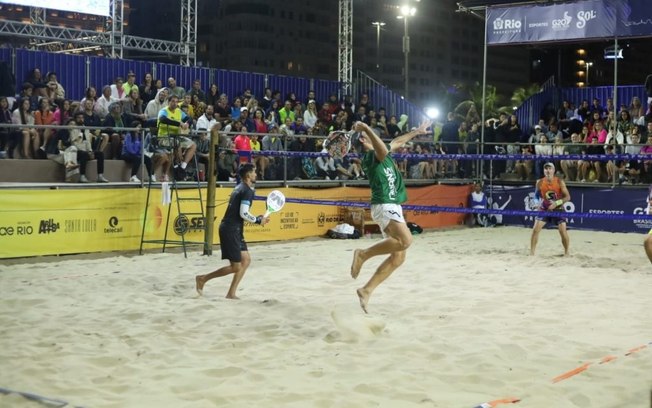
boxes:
[472,341,652,407]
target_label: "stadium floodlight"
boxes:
[425,107,440,119]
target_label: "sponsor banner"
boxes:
[487,0,615,45]
[0,185,471,259]
[487,185,649,233]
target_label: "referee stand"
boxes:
[139,131,208,258]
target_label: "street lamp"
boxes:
[585,61,593,86]
[397,5,416,99]
[371,21,385,74]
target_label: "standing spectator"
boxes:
[25,68,47,97]
[506,114,521,173]
[207,84,220,108]
[139,73,156,106]
[233,121,252,165]
[45,72,65,100]
[123,72,139,97]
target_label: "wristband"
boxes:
[255,215,262,225]
[555,199,563,206]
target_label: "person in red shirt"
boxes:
[530,162,571,256]
[233,120,252,164]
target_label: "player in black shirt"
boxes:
[195,163,269,298]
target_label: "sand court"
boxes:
[1,227,651,408]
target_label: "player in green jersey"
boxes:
[350,119,432,313]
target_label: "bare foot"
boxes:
[225,294,240,300]
[356,288,369,314]
[195,275,205,296]
[351,249,364,279]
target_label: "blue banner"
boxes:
[486,185,651,233]
[487,0,652,45]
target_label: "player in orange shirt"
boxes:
[530,162,571,256]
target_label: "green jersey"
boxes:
[362,147,407,204]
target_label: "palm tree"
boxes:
[510,84,542,108]
[454,82,510,122]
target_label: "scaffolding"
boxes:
[338,0,352,97]
[0,1,196,65]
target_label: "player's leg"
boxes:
[226,251,250,299]
[558,221,570,256]
[530,219,546,255]
[351,205,412,278]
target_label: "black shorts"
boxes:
[219,223,247,262]
[535,211,567,225]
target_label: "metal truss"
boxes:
[180,0,197,65]
[0,1,196,61]
[110,0,124,58]
[338,0,353,96]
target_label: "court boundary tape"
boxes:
[471,341,651,407]
[0,386,86,408]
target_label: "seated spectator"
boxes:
[180,94,195,119]
[15,82,40,112]
[188,79,206,104]
[45,72,65,100]
[534,134,552,178]
[469,183,489,227]
[44,120,79,182]
[581,135,605,182]
[110,77,127,100]
[80,86,97,108]
[139,73,156,106]
[217,140,238,182]
[34,97,56,155]
[291,117,308,136]
[621,131,642,184]
[167,77,185,99]
[81,98,109,155]
[145,88,169,121]
[103,101,133,159]
[279,100,296,124]
[95,85,115,120]
[26,68,47,97]
[53,99,73,126]
[315,148,338,180]
[157,94,197,175]
[191,95,204,120]
[71,112,109,183]
[11,97,38,159]
[214,94,231,122]
[617,110,634,136]
[195,104,218,132]
[123,88,147,125]
[629,96,645,125]
[0,96,13,158]
[561,133,583,181]
[303,100,318,130]
[589,121,607,144]
[261,123,285,180]
[250,133,268,180]
[240,107,255,132]
[514,144,534,181]
[122,131,153,183]
[288,134,315,180]
[386,115,401,138]
[44,81,60,104]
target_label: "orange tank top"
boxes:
[539,177,562,201]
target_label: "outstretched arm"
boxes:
[389,119,432,153]
[353,121,389,162]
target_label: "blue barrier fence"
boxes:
[2,47,431,124]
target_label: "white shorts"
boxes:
[371,203,405,237]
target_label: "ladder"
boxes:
[139,136,207,258]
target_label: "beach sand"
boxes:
[1,227,651,408]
